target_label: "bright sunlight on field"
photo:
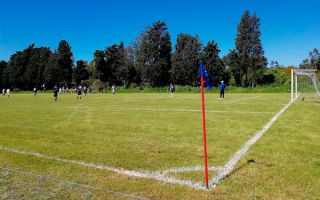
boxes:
[1,92,319,199]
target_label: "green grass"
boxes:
[12,84,291,94]
[0,92,319,199]
[102,85,292,93]
[168,170,218,183]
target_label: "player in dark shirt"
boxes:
[219,81,226,99]
[53,87,58,101]
[77,86,82,99]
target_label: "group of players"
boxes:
[168,80,226,99]
[51,84,116,101]
[3,81,225,101]
[52,85,92,101]
[1,88,10,97]
[30,85,93,101]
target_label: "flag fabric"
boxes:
[200,62,211,89]
[204,70,211,89]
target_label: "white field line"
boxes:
[0,98,296,190]
[222,96,261,104]
[226,102,288,106]
[0,166,150,200]
[209,98,296,188]
[0,145,206,190]
[162,165,223,174]
[82,107,275,115]
[0,105,275,115]
[0,124,56,131]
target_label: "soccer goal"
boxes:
[291,69,320,101]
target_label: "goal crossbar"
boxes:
[291,69,320,101]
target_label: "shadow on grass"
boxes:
[226,158,277,180]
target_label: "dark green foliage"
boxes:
[93,43,140,87]
[172,34,202,86]
[73,60,89,85]
[224,50,241,86]
[257,69,275,85]
[2,44,53,89]
[87,61,98,79]
[299,59,310,69]
[257,67,290,85]
[56,40,74,85]
[299,48,320,70]
[7,49,29,89]
[202,41,226,86]
[2,17,309,90]
[1,62,10,88]
[126,64,140,86]
[35,40,74,88]
[25,47,52,88]
[125,46,141,86]
[227,11,267,87]
[309,48,320,70]
[3,40,74,89]
[105,42,127,85]
[0,60,7,88]
[43,52,59,87]
[135,21,172,87]
[93,50,109,82]
[270,60,280,67]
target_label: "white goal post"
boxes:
[291,69,320,101]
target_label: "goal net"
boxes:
[291,69,320,101]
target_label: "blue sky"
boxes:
[0,0,319,66]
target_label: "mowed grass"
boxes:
[0,92,319,199]
[0,93,285,170]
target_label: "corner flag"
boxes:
[204,70,211,89]
[200,62,209,188]
[200,62,211,90]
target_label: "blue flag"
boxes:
[200,62,211,89]
[204,70,211,89]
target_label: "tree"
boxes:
[202,41,226,86]
[73,60,89,85]
[87,60,98,79]
[3,44,52,89]
[101,42,140,87]
[105,42,127,85]
[56,40,73,86]
[1,61,9,88]
[93,50,109,82]
[125,46,141,85]
[235,11,251,86]
[7,45,31,89]
[270,60,280,67]
[309,48,320,70]
[126,64,139,86]
[248,13,268,86]
[299,48,320,69]
[299,58,310,69]
[24,48,41,89]
[224,50,241,86]
[37,47,52,86]
[135,21,172,87]
[232,10,267,87]
[43,52,60,87]
[171,33,202,86]
[24,47,52,88]
[0,61,7,88]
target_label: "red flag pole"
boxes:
[201,75,209,189]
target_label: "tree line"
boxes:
[299,48,320,70]
[0,10,318,90]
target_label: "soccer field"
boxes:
[0,92,319,199]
